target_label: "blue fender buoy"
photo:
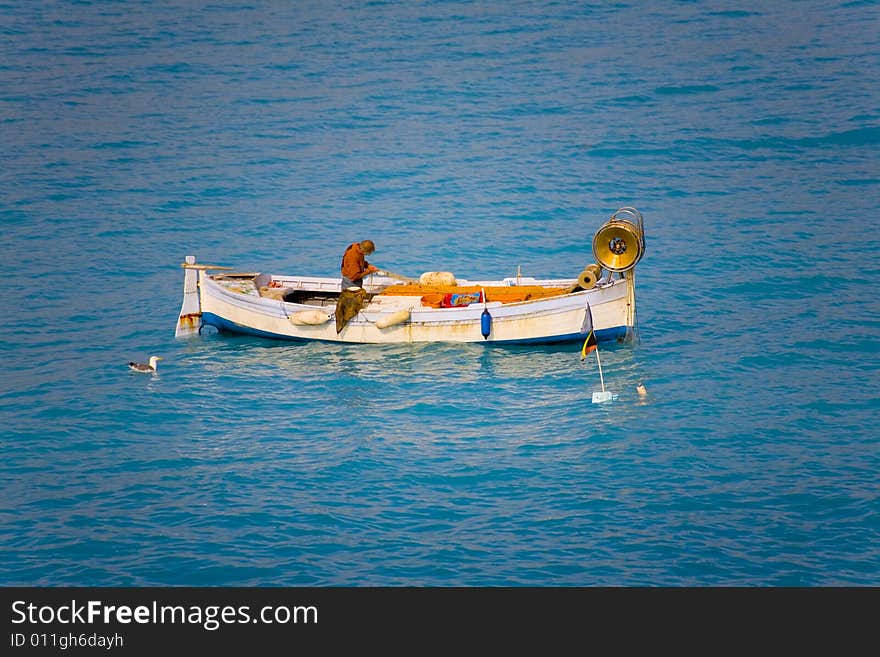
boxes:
[481,307,492,339]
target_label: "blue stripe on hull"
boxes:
[202,313,314,342]
[492,327,627,345]
[202,312,627,345]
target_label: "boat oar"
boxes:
[373,266,418,283]
[180,263,234,270]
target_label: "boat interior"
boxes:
[208,268,595,311]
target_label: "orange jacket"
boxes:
[341,243,370,281]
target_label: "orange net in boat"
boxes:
[376,284,571,308]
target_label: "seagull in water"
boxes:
[128,356,163,373]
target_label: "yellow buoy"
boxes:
[577,263,603,289]
[577,268,598,289]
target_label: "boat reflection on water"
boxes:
[176,331,654,412]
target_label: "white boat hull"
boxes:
[178,263,636,345]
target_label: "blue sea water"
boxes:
[1,0,878,586]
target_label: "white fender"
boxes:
[289,309,330,325]
[375,309,410,329]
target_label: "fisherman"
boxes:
[340,239,378,289]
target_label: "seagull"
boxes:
[128,356,163,373]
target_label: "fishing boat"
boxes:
[175,207,646,345]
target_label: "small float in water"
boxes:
[174,207,646,346]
